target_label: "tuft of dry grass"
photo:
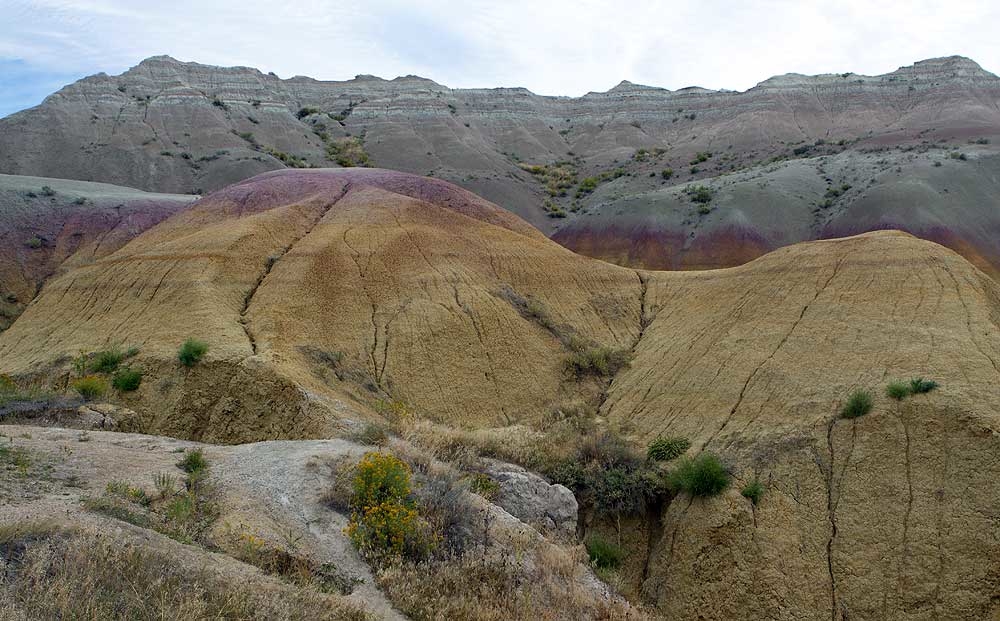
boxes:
[377,533,644,620]
[0,523,369,620]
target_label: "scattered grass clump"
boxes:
[71,375,108,400]
[585,534,624,569]
[177,448,208,475]
[909,377,938,394]
[886,381,910,401]
[741,478,765,505]
[89,347,125,373]
[112,368,142,391]
[840,389,873,419]
[563,343,631,379]
[647,436,691,462]
[178,338,208,367]
[667,452,730,497]
[467,472,500,500]
[685,184,714,204]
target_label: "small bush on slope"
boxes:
[89,347,125,373]
[71,375,108,400]
[840,389,873,419]
[667,453,730,497]
[112,368,142,392]
[741,478,765,505]
[886,381,910,401]
[647,436,691,462]
[563,345,631,378]
[178,338,209,367]
[909,377,939,394]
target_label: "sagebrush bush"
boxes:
[178,338,209,366]
[112,368,142,392]
[647,436,690,462]
[585,534,624,569]
[741,479,765,505]
[840,389,873,419]
[886,381,910,401]
[71,375,108,400]
[667,452,730,497]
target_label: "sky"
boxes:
[2,0,999,117]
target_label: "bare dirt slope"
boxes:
[0,168,642,440]
[1,169,999,619]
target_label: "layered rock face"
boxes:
[2,56,998,274]
[1,168,999,618]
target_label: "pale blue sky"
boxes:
[3,0,999,118]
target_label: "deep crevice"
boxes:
[239,183,351,354]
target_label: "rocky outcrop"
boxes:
[483,459,578,539]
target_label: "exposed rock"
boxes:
[2,56,998,274]
[483,459,578,539]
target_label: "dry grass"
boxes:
[0,522,369,620]
[377,532,643,620]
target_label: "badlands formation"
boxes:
[1,55,999,275]
[1,167,999,619]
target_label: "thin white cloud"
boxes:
[1,0,998,109]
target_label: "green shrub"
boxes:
[661,168,673,179]
[647,437,690,462]
[886,381,910,401]
[741,479,765,505]
[71,375,108,400]
[25,236,43,249]
[585,534,624,569]
[667,453,730,497]
[296,106,320,119]
[177,449,208,475]
[40,186,55,197]
[90,347,125,373]
[112,368,142,392]
[909,377,938,394]
[178,338,208,367]
[840,389,873,419]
